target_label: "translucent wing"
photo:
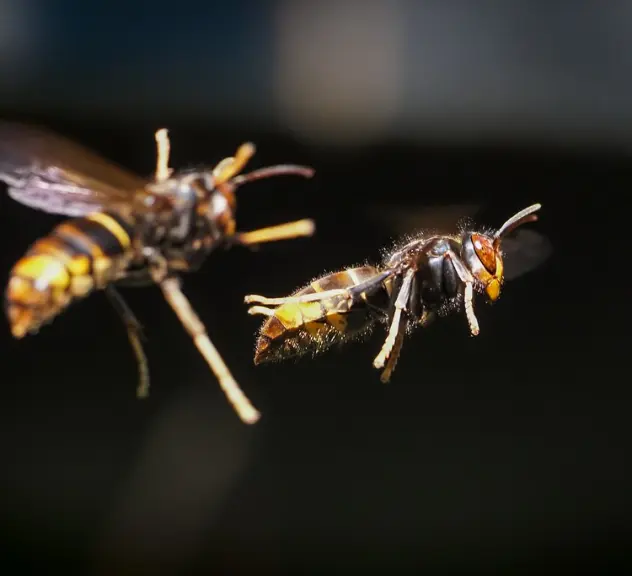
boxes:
[0,122,147,217]
[367,203,551,280]
[500,227,552,281]
[368,203,480,236]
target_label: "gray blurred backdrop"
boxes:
[2,0,632,146]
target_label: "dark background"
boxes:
[0,1,621,574]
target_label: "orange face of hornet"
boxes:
[462,233,505,301]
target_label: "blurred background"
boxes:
[0,0,620,573]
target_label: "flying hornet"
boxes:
[0,122,316,424]
[245,203,546,383]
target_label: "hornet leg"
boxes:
[233,219,315,247]
[246,288,348,310]
[105,287,150,399]
[379,325,406,384]
[373,268,415,381]
[154,128,173,182]
[245,269,395,314]
[157,275,260,425]
[444,251,480,336]
[212,142,256,184]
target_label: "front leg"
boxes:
[444,251,480,336]
[233,219,315,248]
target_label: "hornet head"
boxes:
[460,203,542,301]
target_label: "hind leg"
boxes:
[106,287,150,399]
[245,269,395,316]
[158,276,260,425]
[373,268,415,380]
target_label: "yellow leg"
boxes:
[373,268,414,376]
[444,251,480,337]
[463,281,480,336]
[159,277,260,425]
[245,287,348,308]
[373,307,404,371]
[234,219,315,246]
[213,143,256,184]
[154,128,173,182]
[379,323,406,383]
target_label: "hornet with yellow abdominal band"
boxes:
[245,204,541,383]
[0,122,316,424]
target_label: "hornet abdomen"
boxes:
[5,211,135,337]
[254,265,389,364]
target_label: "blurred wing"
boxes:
[367,203,481,236]
[501,228,553,281]
[0,122,148,216]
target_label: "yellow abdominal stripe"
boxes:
[85,212,131,249]
[275,302,319,329]
[274,301,347,335]
[13,254,70,289]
